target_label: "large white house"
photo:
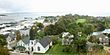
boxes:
[17,36,52,53]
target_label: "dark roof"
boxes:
[39,36,52,48]
[95,34,107,38]
[22,36,30,44]
[19,28,30,36]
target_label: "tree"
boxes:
[0,46,9,55]
[16,30,21,42]
[29,26,38,40]
[88,36,99,43]
[97,23,105,31]
[0,35,7,46]
[44,24,57,35]
[36,22,44,29]
[36,30,45,39]
[51,35,58,45]
[44,18,49,22]
[67,22,80,36]
[63,46,71,52]
[55,15,75,31]
[82,24,94,35]
[0,35,9,55]
[74,34,87,53]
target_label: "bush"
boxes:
[94,44,103,51]
[62,46,71,52]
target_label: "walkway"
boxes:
[104,46,110,53]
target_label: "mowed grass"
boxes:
[76,19,86,23]
[46,44,78,55]
[34,44,78,55]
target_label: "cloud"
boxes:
[0,0,28,13]
[0,0,110,16]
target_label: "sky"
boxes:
[0,0,110,16]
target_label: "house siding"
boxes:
[17,40,52,53]
[33,42,47,53]
[50,41,52,46]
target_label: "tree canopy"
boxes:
[16,30,22,42]
[0,35,9,55]
[0,35,7,46]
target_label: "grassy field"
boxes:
[34,44,78,55]
[33,44,109,55]
[46,44,77,55]
[76,19,86,23]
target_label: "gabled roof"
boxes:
[95,34,109,43]
[95,34,107,38]
[39,36,51,48]
[19,28,30,36]
[92,32,102,35]
[22,36,30,44]
[102,29,110,34]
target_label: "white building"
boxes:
[102,29,110,34]
[6,31,17,50]
[17,36,52,53]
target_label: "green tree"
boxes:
[36,30,45,39]
[0,35,7,46]
[0,35,9,55]
[44,24,57,35]
[82,24,94,35]
[96,23,105,31]
[29,26,38,40]
[67,22,80,36]
[51,35,58,45]
[0,46,9,55]
[74,34,87,53]
[16,30,21,42]
[88,36,99,43]
[36,22,44,29]
[44,18,49,22]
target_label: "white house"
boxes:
[91,32,102,36]
[19,28,30,36]
[62,32,74,45]
[6,31,17,49]
[102,29,110,34]
[98,34,109,45]
[17,36,52,53]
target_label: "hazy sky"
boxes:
[0,0,110,16]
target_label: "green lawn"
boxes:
[46,44,78,55]
[34,44,78,55]
[76,19,86,23]
[34,37,79,55]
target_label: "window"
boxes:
[31,42,33,44]
[28,44,29,46]
[38,46,40,51]
[31,47,33,51]
[28,47,30,50]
